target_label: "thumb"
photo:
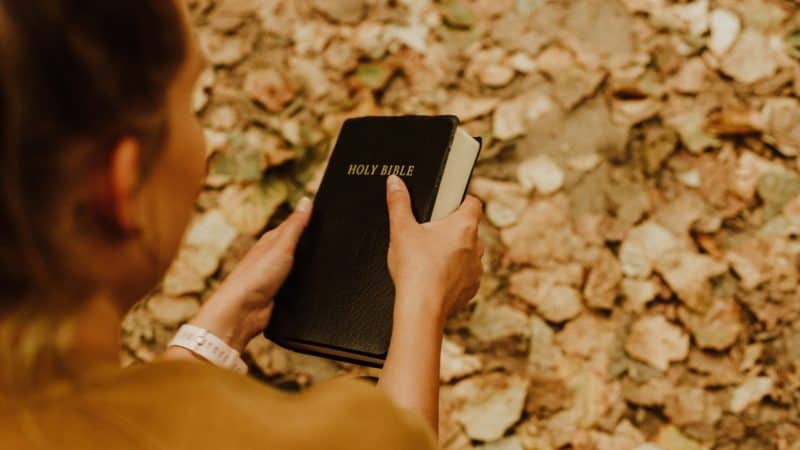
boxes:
[386,175,415,234]
[276,196,313,250]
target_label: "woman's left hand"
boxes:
[186,197,313,353]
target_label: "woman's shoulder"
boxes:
[81,360,438,450]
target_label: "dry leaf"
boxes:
[654,250,728,311]
[720,29,779,84]
[440,338,482,383]
[625,315,690,371]
[468,300,530,341]
[452,373,530,441]
[708,9,741,56]
[729,376,773,413]
[679,299,742,350]
[146,295,200,327]
[244,68,295,112]
[517,155,565,195]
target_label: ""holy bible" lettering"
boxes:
[346,163,415,177]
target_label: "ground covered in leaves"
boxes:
[122,0,800,448]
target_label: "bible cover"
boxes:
[265,115,481,367]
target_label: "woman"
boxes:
[0,0,485,449]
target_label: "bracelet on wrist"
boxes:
[168,324,248,374]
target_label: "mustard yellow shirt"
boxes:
[0,360,438,450]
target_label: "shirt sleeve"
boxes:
[92,361,439,450]
[287,376,440,450]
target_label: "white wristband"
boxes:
[168,324,248,375]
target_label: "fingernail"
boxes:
[296,196,312,212]
[387,175,402,192]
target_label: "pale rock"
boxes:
[625,315,690,371]
[708,9,741,56]
[443,94,500,122]
[654,250,728,311]
[529,315,564,371]
[440,338,482,383]
[619,222,678,278]
[762,97,800,157]
[452,373,530,441]
[517,155,564,195]
[680,299,742,350]
[621,278,659,312]
[583,249,622,309]
[729,376,773,413]
[509,51,537,73]
[147,295,200,327]
[184,211,238,260]
[480,63,515,87]
[720,29,778,84]
[468,300,530,342]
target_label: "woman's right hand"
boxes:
[385,174,484,327]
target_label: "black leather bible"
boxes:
[265,115,482,367]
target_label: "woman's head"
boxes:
[0,0,207,384]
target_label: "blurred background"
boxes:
[122,0,800,449]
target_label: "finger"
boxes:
[386,175,416,234]
[275,196,313,250]
[456,195,483,222]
